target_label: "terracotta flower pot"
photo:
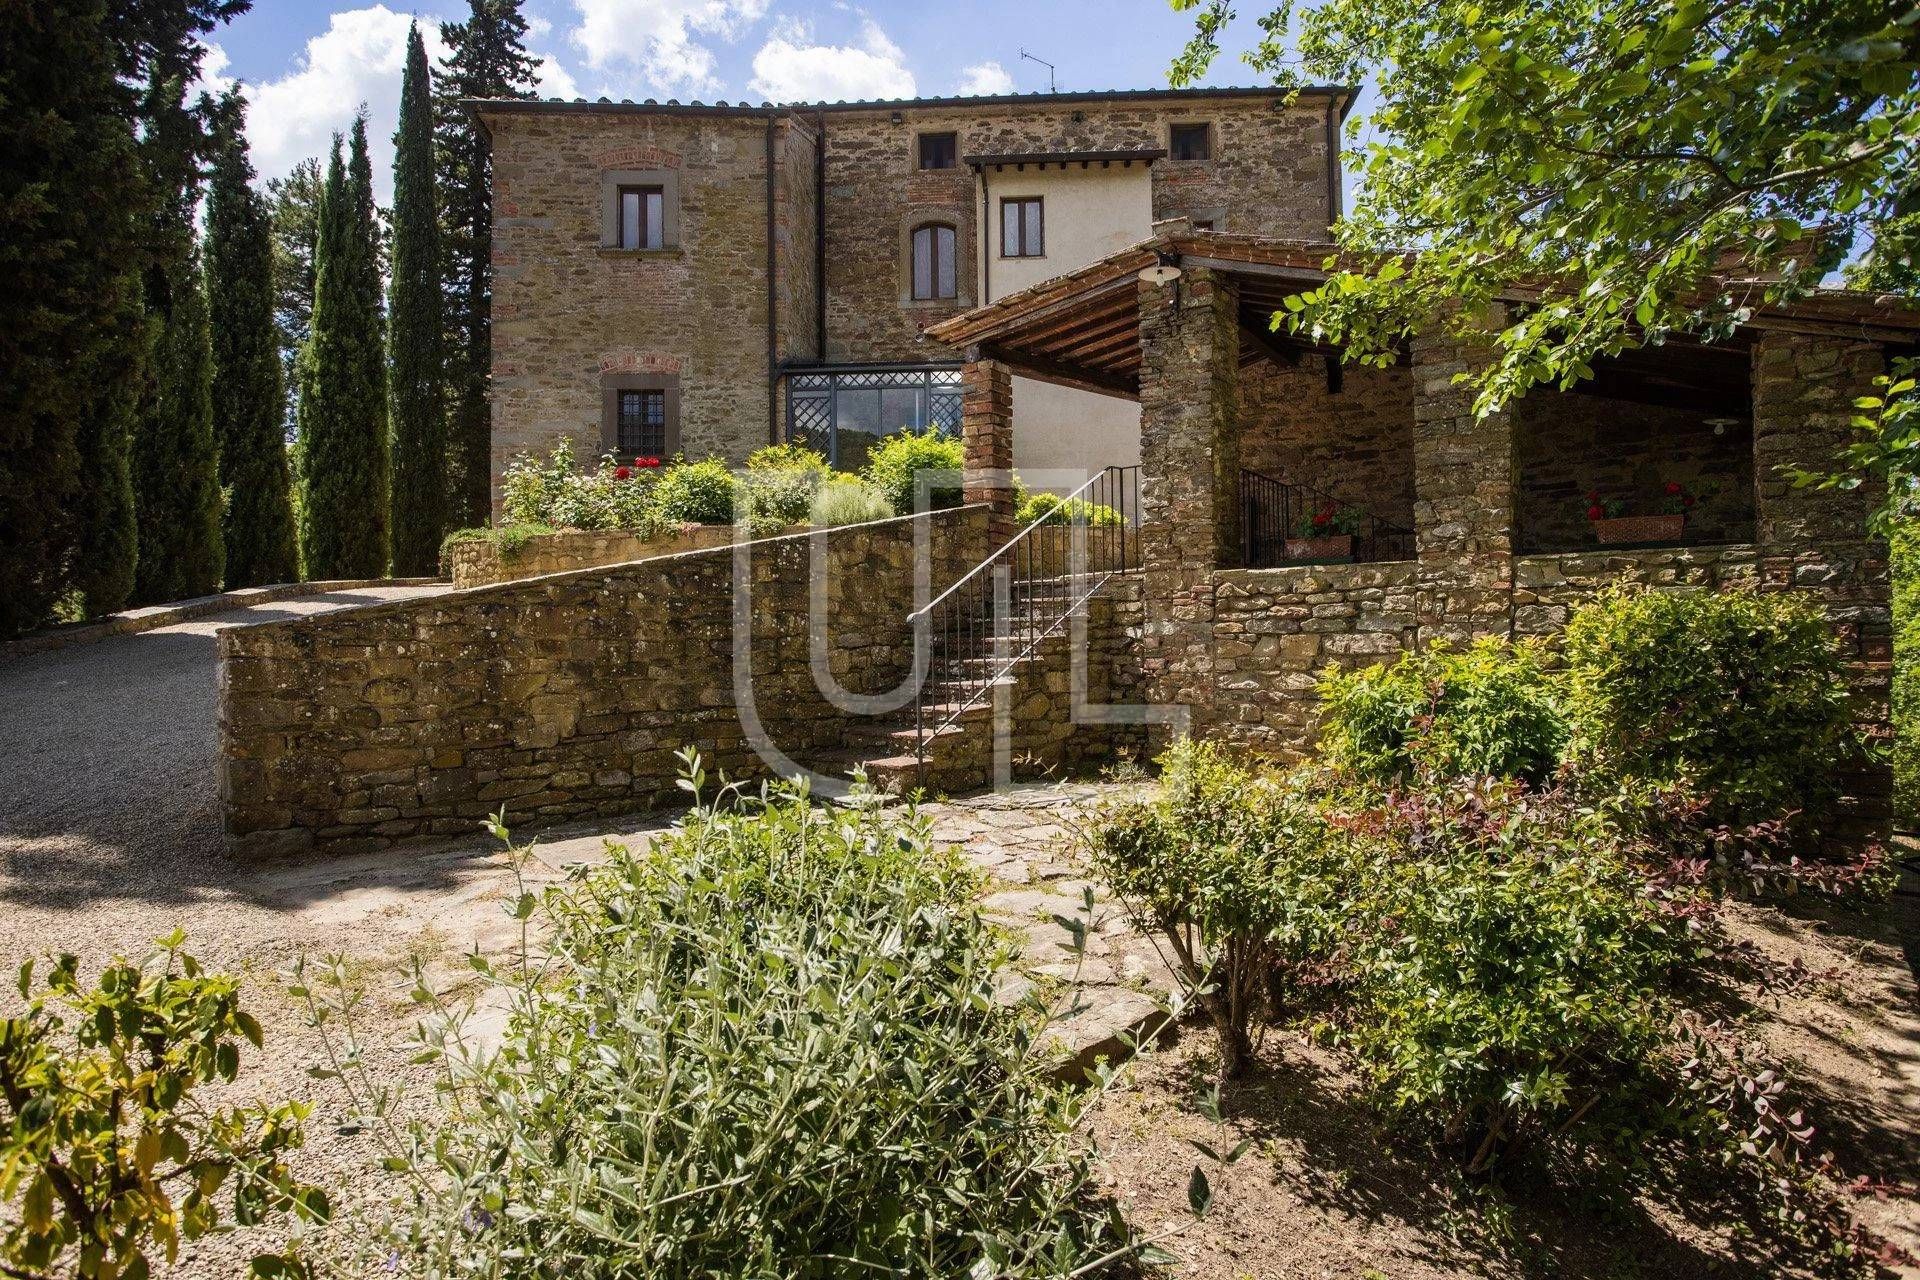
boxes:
[1591,514,1684,546]
[1284,533,1354,563]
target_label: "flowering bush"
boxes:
[1292,502,1361,538]
[499,439,663,534]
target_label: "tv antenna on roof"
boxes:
[1019,48,1056,93]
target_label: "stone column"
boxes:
[1752,333,1892,847]
[1412,315,1516,645]
[1136,265,1240,739]
[960,355,1015,548]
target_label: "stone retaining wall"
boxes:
[220,510,989,858]
[444,526,736,588]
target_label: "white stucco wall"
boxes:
[986,164,1148,492]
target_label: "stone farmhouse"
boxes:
[472,86,1355,486]
[213,88,1919,858]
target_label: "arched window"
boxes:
[910,223,956,301]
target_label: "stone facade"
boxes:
[442,526,737,589]
[819,94,1338,363]
[1237,357,1416,530]
[1516,391,1755,552]
[487,110,820,493]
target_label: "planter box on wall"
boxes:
[1591,515,1685,547]
[1285,534,1354,564]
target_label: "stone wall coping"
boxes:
[1,578,447,666]
[222,505,992,651]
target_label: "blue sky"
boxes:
[204,0,1301,199]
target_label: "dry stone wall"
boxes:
[221,510,987,858]
[1237,358,1416,530]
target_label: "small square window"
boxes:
[1192,218,1216,232]
[617,185,664,249]
[1001,197,1043,258]
[1170,123,1212,162]
[617,389,668,455]
[917,132,957,170]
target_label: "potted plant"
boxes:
[1585,483,1694,546]
[1286,502,1360,563]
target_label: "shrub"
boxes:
[1332,779,1696,1171]
[1563,587,1855,832]
[1015,491,1123,527]
[649,456,740,525]
[863,428,965,515]
[497,439,662,533]
[808,475,894,527]
[1085,739,1351,1079]
[335,765,1138,1277]
[739,466,823,533]
[745,441,832,475]
[1893,516,1919,826]
[1,938,328,1278]
[1318,637,1570,785]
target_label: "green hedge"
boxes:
[1563,587,1854,831]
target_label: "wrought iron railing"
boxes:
[1238,467,1415,568]
[908,465,1141,778]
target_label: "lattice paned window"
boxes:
[617,389,668,456]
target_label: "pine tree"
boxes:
[298,119,391,578]
[0,0,146,635]
[131,72,224,604]
[268,157,323,427]
[389,23,448,574]
[437,0,539,528]
[206,89,298,587]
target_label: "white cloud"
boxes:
[568,0,769,96]
[748,18,914,104]
[223,7,578,203]
[237,6,434,200]
[954,61,1013,97]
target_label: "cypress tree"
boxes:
[298,118,391,578]
[131,72,223,604]
[0,0,145,635]
[437,0,539,528]
[389,23,447,574]
[206,89,298,587]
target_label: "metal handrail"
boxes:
[910,465,1140,781]
[908,465,1131,624]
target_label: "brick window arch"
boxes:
[909,222,957,301]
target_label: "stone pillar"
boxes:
[1136,265,1240,739]
[960,356,1015,547]
[1752,333,1892,847]
[1412,316,1516,645]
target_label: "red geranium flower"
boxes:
[1587,504,1605,521]
[1313,511,1330,528]
[1585,490,1599,503]
[1683,494,1695,508]
[1665,481,1683,495]
[615,465,632,480]
[635,456,662,468]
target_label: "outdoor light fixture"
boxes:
[1704,416,1740,436]
[1138,249,1183,286]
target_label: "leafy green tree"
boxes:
[267,157,323,429]
[1172,0,1918,421]
[298,119,391,578]
[0,0,147,635]
[130,65,226,603]
[207,90,299,587]
[437,0,540,528]
[0,937,328,1279]
[389,23,448,575]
